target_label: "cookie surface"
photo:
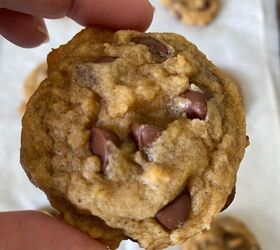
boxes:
[161,0,220,26]
[21,28,246,249]
[48,196,126,249]
[182,216,261,250]
[20,62,47,113]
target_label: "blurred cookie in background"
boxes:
[182,216,261,250]
[161,0,220,26]
[19,62,47,113]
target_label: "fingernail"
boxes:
[37,22,49,44]
[151,4,156,13]
[146,0,156,13]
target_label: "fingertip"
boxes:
[122,0,154,31]
[0,9,49,48]
[134,0,154,31]
[0,211,108,250]
[0,0,72,19]
[68,0,154,31]
[36,19,50,44]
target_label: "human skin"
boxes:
[0,0,154,47]
[0,211,109,250]
[0,0,153,248]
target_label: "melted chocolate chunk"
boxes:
[181,90,210,120]
[221,186,236,212]
[131,123,162,152]
[90,127,120,172]
[197,0,210,11]
[93,56,116,63]
[132,37,168,58]
[73,64,97,86]
[155,191,191,230]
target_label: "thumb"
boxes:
[0,211,107,250]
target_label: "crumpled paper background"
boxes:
[0,0,279,249]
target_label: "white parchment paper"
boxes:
[0,0,279,249]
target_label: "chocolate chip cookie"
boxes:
[19,62,47,113]
[182,216,261,250]
[49,196,126,249]
[21,28,247,249]
[161,0,220,26]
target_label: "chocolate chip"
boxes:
[155,191,191,230]
[181,90,210,120]
[90,127,120,172]
[73,64,97,86]
[197,0,210,11]
[132,37,168,58]
[175,10,182,19]
[221,186,236,212]
[246,136,250,147]
[131,123,162,152]
[93,56,116,63]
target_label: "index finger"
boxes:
[0,0,154,31]
[68,0,154,31]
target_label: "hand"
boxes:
[0,211,107,250]
[0,0,154,48]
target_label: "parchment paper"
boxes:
[0,0,279,249]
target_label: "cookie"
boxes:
[48,196,126,249]
[161,0,220,26]
[21,28,247,249]
[19,62,47,113]
[182,216,261,250]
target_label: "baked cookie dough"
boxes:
[182,216,261,250]
[161,0,220,26]
[19,62,47,113]
[49,196,126,249]
[21,28,247,250]
[37,201,124,249]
